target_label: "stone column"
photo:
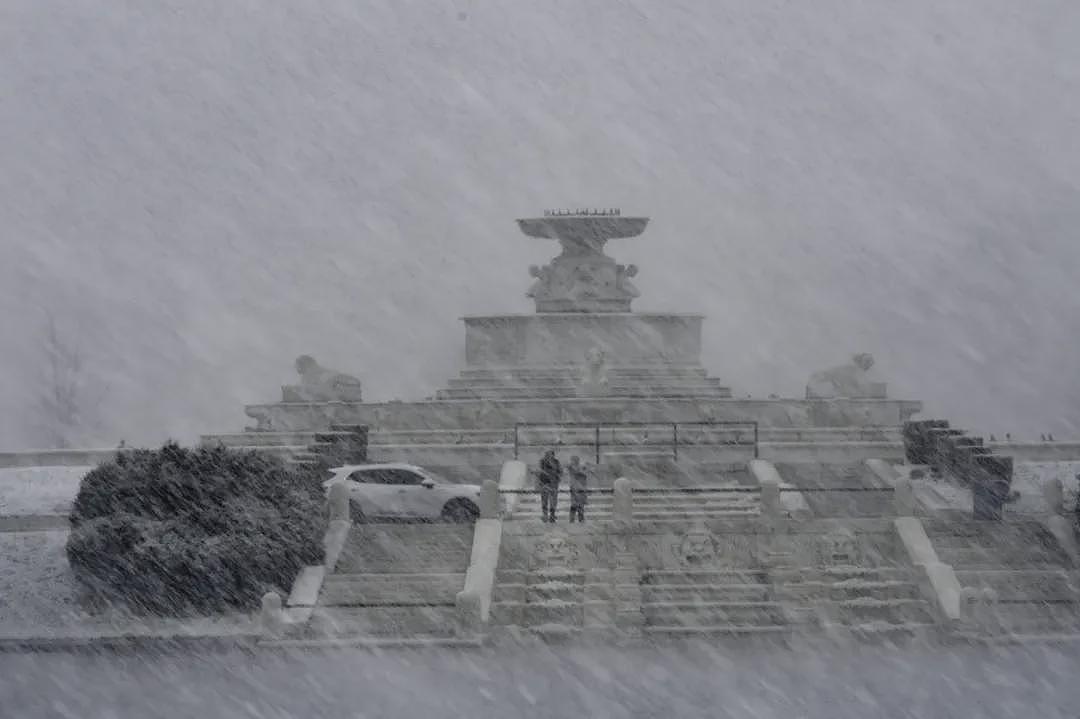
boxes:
[893,478,915,517]
[612,477,634,522]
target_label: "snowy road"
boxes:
[2,640,1079,718]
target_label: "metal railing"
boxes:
[512,421,759,463]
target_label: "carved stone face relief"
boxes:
[535,531,578,568]
[676,524,721,566]
[819,529,859,566]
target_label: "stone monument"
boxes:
[228,210,922,436]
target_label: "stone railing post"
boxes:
[612,477,633,522]
[1043,477,1066,514]
[455,590,483,637]
[328,481,350,521]
[893,478,915,517]
[261,591,285,638]
[959,586,999,635]
[759,479,780,518]
[480,479,500,520]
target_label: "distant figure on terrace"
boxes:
[805,353,887,399]
[538,449,562,523]
[568,455,588,523]
[282,355,363,402]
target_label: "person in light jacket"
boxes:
[568,455,588,523]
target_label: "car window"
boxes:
[384,469,424,485]
[348,469,377,483]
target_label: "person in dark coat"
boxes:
[568,455,588,523]
[537,449,562,523]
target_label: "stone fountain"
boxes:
[456,209,719,380]
[228,209,920,440]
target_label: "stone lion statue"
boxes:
[281,355,363,402]
[805,353,886,399]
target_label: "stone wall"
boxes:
[242,397,923,433]
[498,518,907,575]
[463,313,704,368]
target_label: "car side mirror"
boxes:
[421,478,435,489]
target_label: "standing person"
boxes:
[568,455,588,523]
[538,449,562,523]
[1073,474,1080,535]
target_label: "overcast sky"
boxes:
[1,0,1078,448]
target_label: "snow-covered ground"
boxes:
[0,529,256,640]
[0,466,89,516]
[0,530,84,633]
[2,640,1080,718]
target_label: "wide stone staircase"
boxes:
[304,523,474,644]
[637,566,936,638]
[923,518,1080,638]
[510,486,761,521]
[775,462,894,517]
[490,567,614,635]
[638,568,787,637]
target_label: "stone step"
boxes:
[641,584,772,603]
[643,624,792,637]
[490,601,587,627]
[637,580,924,603]
[518,578,585,601]
[511,509,760,522]
[306,605,459,638]
[436,387,733,400]
[320,573,465,606]
[831,598,937,625]
[769,567,919,584]
[776,580,923,602]
[200,432,319,447]
[935,546,1068,569]
[458,367,711,378]
[334,524,473,575]
[642,601,788,626]
[953,570,1080,600]
[370,430,514,445]
[641,570,770,586]
[513,497,760,509]
[203,444,308,457]
[446,376,726,388]
[985,601,1080,634]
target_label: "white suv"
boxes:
[323,463,482,523]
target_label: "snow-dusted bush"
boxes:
[66,442,325,615]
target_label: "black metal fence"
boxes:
[512,421,759,463]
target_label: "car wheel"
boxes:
[441,499,479,523]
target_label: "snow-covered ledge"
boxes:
[864,458,900,486]
[459,480,503,624]
[749,459,810,519]
[894,516,961,622]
